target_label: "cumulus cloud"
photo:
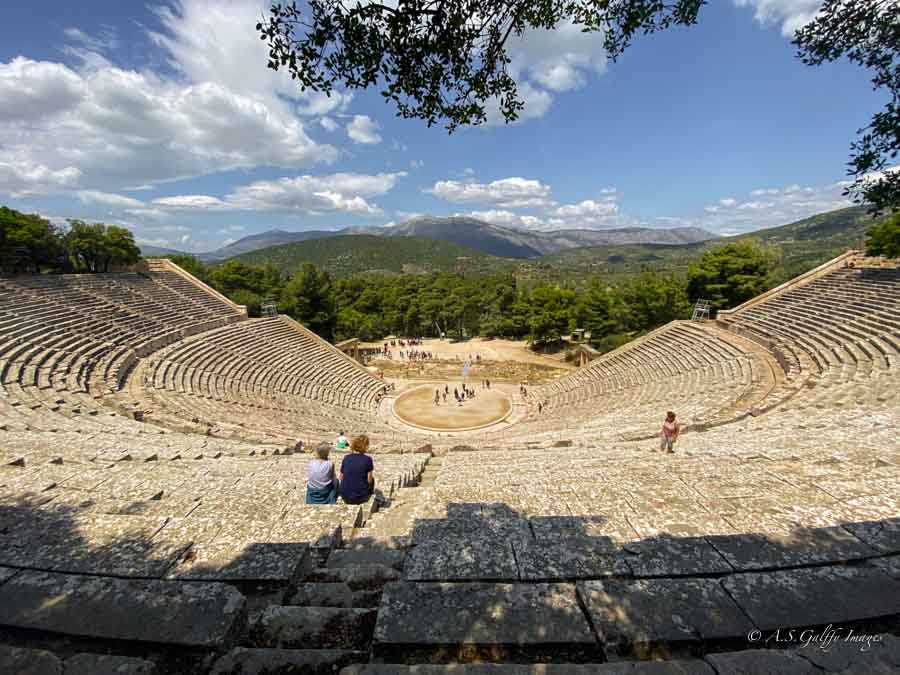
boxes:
[733,0,823,37]
[0,0,341,197]
[154,171,406,216]
[697,177,854,233]
[346,115,382,145]
[551,199,618,219]
[150,0,351,116]
[427,176,554,209]
[0,161,82,196]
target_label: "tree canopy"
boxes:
[0,207,63,274]
[686,240,777,311]
[865,211,900,258]
[258,0,704,130]
[794,0,899,213]
[66,221,141,273]
[0,208,140,275]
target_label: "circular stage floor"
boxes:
[393,385,512,431]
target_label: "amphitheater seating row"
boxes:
[135,316,396,444]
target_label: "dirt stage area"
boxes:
[361,337,575,384]
[393,384,512,431]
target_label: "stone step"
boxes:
[0,571,246,649]
[285,582,381,608]
[304,564,401,591]
[65,653,158,675]
[251,606,377,650]
[341,634,900,672]
[210,647,367,674]
[328,548,406,571]
[372,582,599,662]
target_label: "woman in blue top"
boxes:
[339,435,374,505]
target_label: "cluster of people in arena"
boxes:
[305,431,375,505]
[433,383,484,406]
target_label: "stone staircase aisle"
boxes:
[206,457,438,673]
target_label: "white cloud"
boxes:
[0,161,82,196]
[0,57,84,122]
[77,190,145,208]
[428,176,554,209]
[0,0,341,197]
[552,199,617,218]
[63,26,119,53]
[719,197,738,207]
[150,0,351,116]
[155,171,405,216]
[153,195,227,210]
[319,117,339,132]
[696,176,855,234]
[733,1,823,37]
[346,115,382,145]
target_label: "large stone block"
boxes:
[0,645,63,675]
[706,527,878,572]
[251,606,377,650]
[578,578,754,654]
[722,565,900,631]
[405,540,518,581]
[705,650,817,675]
[373,582,598,661]
[211,648,367,674]
[623,536,732,578]
[514,538,630,581]
[341,661,714,673]
[64,653,158,675]
[0,571,246,648]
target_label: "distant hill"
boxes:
[139,244,187,257]
[199,229,341,262]
[229,234,505,277]
[202,215,717,262]
[528,206,886,285]
[381,215,716,257]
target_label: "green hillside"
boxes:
[224,206,887,286]
[228,234,508,277]
[521,206,885,286]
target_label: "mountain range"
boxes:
[139,216,718,261]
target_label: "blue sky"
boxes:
[0,0,886,252]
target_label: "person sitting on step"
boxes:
[339,435,375,505]
[335,430,349,450]
[305,444,339,504]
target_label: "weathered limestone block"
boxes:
[578,578,754,653]
[251,606,377,650]
[706,527,878,572]
[721,565,900,631]
[405,540,518,582]
[0,571,246,648]
[342,664,714,674]
[705,650,818,675]
[327,548,406,571]
[373,582,597,660]
[796,633,900,674]
[514,538,630,581]
[285,582,356,608]
[305,564,400,591]
[210,648,367,674]
[64,653,158,675]
[623,537,733,578]
[0,645,63,675]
